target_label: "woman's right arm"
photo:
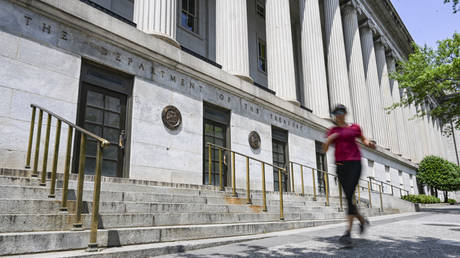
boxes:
[322,133,339,153]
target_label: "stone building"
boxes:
[0,0,458,195]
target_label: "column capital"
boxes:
[359,19,376,32]
[341,0,363,15]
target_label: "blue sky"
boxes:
[391,0,459,48]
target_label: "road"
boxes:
[159,207,460,258]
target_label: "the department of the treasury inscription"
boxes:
[162,105,182,130]
[248,131,261,150]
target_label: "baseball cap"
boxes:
[331,104,347,116]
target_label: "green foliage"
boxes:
[444,0,460,13]
[448,198,457,204]
[389,33,460,135]
[417,156,460,192]
[402,194,441,204]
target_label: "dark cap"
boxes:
[331,104,347,116]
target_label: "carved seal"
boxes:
[162,105,182,130]
[248,131,261,149]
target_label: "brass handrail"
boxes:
[368,177,410,196]
[206,142,287,220]
[24,104,109,252]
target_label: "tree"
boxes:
[390,33,460,135]
[444,0,460,13]
[417,155,460,202]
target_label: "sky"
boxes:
[391,0,459,48]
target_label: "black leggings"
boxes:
[336,161,362,215]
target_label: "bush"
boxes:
[402,194,441,204]
[448,198,456,205]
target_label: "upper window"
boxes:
[257,38,267,73]
[82,0,134,25]
[256,0,265,18]
[398,170,403,186]
[385,165,391,183]
[181,0,199,34]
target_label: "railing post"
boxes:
[324,171,329,206]
[208,144,212,185]
[219,148,223,191]
[48,120,61,198]
[60,127,73,212]
[232,152,237,197]
[357,182,361,206]
[246,157,251,204]
[379,184,384,212]
[278,169,284,220]
[88,142,103,252]
[290,162,295,193]
[391,185,394,196]
[25,106,36,169]
[31,109,43,177]
[367,181,372,208]
[338,181,343,211]
[73,134,86,230]
[261,163,267,212]
[300,165,305,196]
[311,168,317,201]
[40,114,52,186]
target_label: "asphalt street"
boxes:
[159,207,460,258]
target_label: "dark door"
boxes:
[272,139,288,192]
[79,83,127,177]
[315,142,328,194]
[203,119,227,186]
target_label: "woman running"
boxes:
[322,104,375,246]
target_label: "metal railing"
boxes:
[24,104,109,252]
[207,143,288,220]
[289,161,411,212]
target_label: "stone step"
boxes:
[0,171,352,203]
[0,199,347,215]
[0,184,348,211]
[0,209,351,233]
[0,218,345,256]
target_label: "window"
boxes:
[385,166,391,183]
[398,170,403,187]
[181,0,198,33]
[256,0,265,18]
[368,160,375,178]
[258,39,267,73]
[81,0,134,25]
[272,127,288,192]
[410,174,415,194]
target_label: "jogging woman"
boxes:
[322,104,375,246]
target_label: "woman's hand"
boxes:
[362,137,376,149]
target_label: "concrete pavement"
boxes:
[160,207,460,258]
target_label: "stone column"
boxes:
[266,0,298,104]
[375,40,398,152]
[216,0,252,83]
[359,22,386,147]
[324,0,353,120]
[133,0,179,48]
[387,55,409,157]
[341,2,372,138]
[299,0,329,117]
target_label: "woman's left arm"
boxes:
[359,134,376,149]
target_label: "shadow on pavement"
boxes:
[172,235,460,258]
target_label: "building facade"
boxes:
[0,0,458,195]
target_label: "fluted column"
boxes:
[387,55,409,157]
[133,0,179,48]
[265,0,298,104]
[299,0,330,117]
[216,0,252,83]
[324,0,353,120]
[341,2,372,137]
[375,41,398,152]
[359,22,386,146]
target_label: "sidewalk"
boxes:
[160,207,460,258]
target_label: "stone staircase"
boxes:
[0,168,398,256]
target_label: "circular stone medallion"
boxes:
[248,131,261,149]
[162,105,182,130]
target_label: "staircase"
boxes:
[0,168,398,256]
